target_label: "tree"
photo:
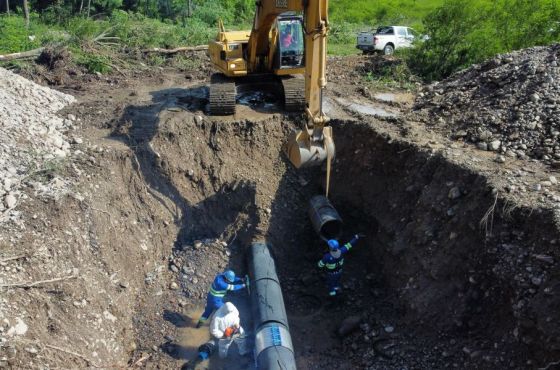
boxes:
[5,0,9,15]
[23,0,29,28]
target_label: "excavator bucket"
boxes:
[285,126,334,168]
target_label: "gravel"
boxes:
[414,44,560,167]
[0,67,76,218]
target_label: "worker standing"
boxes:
[196,269,246,328]
[184,302,248,369]
[318,234,363,297]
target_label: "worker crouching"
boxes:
[186,302,248,369]
[318,234,363,296]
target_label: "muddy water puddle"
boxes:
[335,97,397,118]
[374,93,396,102]
[176,304,254,369]
[176,309,212,362]
[238,91,279,111]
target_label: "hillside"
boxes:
[331,0,444,27]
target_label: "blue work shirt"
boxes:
[317,237,359,273]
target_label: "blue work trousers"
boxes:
[200,294,224,322]
[326,271,342,294]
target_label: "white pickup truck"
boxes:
[356,26,420,55]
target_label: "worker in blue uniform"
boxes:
[196,270,246,328]
[318,234,363,296]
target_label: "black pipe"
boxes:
[308,195,343,240]
[248,242,296,370]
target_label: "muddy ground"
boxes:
[1,52,560,370]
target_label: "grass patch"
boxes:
[171,54,205,70]
[331,0,444,27]
[328,43,359,56]
[27,157,68,184]
[0,14,68,54]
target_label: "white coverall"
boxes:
[209,302,247,358]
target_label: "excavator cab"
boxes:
[275,16,305,70]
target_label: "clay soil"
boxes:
[1,52,560,370]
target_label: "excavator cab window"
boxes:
[277,18,304,68]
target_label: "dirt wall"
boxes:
[330,120,560,367]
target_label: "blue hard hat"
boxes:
[328,239,339,250]
[224,270,235,282]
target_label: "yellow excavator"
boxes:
[207,0,334,173]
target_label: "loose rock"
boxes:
[338,315,361,337]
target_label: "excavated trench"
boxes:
[44,76,560,369]
[109,83,560,370]
[5,57,560,370]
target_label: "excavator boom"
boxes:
[246,1,333,171]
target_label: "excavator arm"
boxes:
[247,0,335,186]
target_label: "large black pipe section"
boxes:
[308,195,343,240]
[248,242,296,370]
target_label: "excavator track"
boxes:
[281,77,305,112]
[209,74,236,116]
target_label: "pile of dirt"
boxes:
[0,67,77,219]
[413,44,560,166]
[36,47,72,70]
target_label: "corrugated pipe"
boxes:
[308,195,343,241]
[248,242,296,370]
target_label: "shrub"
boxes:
[407,0,560,81]
[0,14,45,53]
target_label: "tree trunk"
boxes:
[5,0,9,15]
[79,0,84,14]
[187,0,192,17]
[23,0,29,28]
[87,0,91,17]
[0,47,44,61]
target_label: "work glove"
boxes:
[224,326,239,338]
[224,327,234,338]
[355,233,366,239]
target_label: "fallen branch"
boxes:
[44,344,100,367]
[480,191,499,237]
[131,353,151,368]
[93,26,117,42]
[0,275,77,289]
[142,45,208,54]
[90,207,111,217]
[539,359,560,370]
[0,47,45,61]
[98,59,126,77]
[0,255,27,263]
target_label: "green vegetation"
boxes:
[331,0,444,27]
[407,0,560,81]
[1,0,559,81]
